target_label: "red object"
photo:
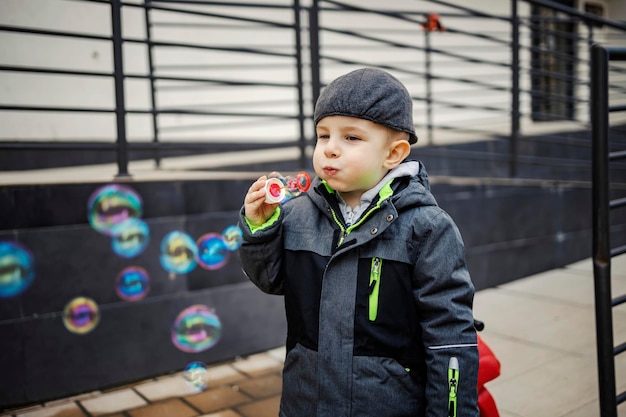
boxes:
[268,182,282,198]
[422,13,445,32]
[477,334,501,417]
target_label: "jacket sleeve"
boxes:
[237,206,285,295]
[413,209,479,417]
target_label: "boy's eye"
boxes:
[317,134,329,140]
[346,135,360,141]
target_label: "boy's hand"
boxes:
[244,176,280,227]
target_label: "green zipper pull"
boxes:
[369,257,382,321]
[337,228,347,247]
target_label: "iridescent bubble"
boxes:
[160,231,198,274]
[222,225,243,251]
[196,233,229,270]
[111,218,150,258]
[183,361,210,391]
[87,184,143,236]
[267,171,285,182]
[0,241,35,298]
[115,266,150,301]
[171,304,222,353]
[63,297,100,334]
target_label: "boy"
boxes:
[238,68,478,417]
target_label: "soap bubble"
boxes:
[183,361,210,391]
[0,241,35,298]
[222,225,243,251]
[171,304,221,353]
[115,266,150,301]
[160,231,198,274]
[196,233,229,270]
[87,184,143,236]
[111,218,150,258]
[63,297,100,334]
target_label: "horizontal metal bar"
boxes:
[426,99,509,113]
[612,245,626,258]
[0,140,300,152]
[0,65,112,78]
[319,54,511,94]
[0,105,113,113]
[322,0,425,24]
[321,26,510,69]
[157,115,294,132]
[527,22,587,45]
[143,2,295,29]
[0,67,291,88]
[0,106,298,118]
[610,105,626,113]
[150,0,295,10]
[527,88,588,105]
[607,47,626,61]
[325,0,511,22]
[0,142,117,150]
[152,74,296,88]
[442,27,510,47]
[320,27,421,53]
[0,65,301,90]
[610,197,626,209]
[609,150,626,161]
[615,342,626,356]
[612,294,626,307]
[128,38,296,59]
[0,24,110,42]
[142,109,298,119]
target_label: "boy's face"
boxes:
[313,115,406,207]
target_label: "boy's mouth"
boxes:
[323,167,338,176]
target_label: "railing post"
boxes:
[294,0,308,169]
[309,0,321,106]
[591,43,617,417]
[586,22,595,124]
[144,0,161,168]
[111,0,130,178]
[510,0,520,178]
[424,28,433,145]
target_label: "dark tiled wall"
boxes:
[2,177,626,409]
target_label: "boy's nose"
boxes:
[323,137,340,158]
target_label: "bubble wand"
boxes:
[264,171,312,204]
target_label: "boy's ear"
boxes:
[383,140,411,169]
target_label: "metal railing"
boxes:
[309,0,626,179]
[591,44,626,417]
[0,0,625,180]
[0,0,307,175]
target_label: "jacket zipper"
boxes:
[330,203,384,248]
[328,208,347,246]
[323,178,395,248]
[369,257,382,321]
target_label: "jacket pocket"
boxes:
[368,257,382,321]
[280,343,318,417]
[352,355,423,417]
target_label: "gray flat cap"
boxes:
[314,68,418,144]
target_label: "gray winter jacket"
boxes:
[238,161,479,417]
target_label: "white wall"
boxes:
[0,0,624,150]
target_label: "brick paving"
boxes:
[2,349,285,417]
